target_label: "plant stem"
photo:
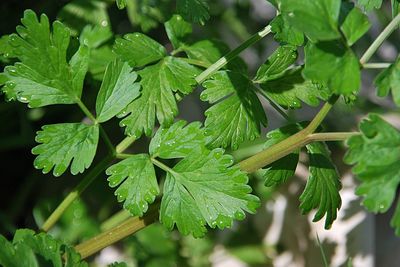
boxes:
[177,57,212,68]
[151,158,175,173]
[76,98,97,124]
[195,25,272,84]
[307,132,360,142]
[41,155,114,232]
[75,205,159,259]
[363,62,392,69]
[255,86,292,122]
[116,136,136,154]
[100,209,132,231]
[360,12,400,64]
[116,153,133,159]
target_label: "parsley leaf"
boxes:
[0,229,87,267]
[262,124,301,186]
[160,148,260,237]
[176,0,210,25]
[357,0,383,11]
[1,10,89,108]
[303,41,361,95]
[270,15,304,46]
[32,123,99,176]
[374,57,400,106]
[119,57,200,138]
[96,59,140,123]
[106,154,159,216]
[165,15,192,49]
[280,0,341,41]
[201,71,267,150]
[116,0,127,9]
[114,33,167,68]
[300,142,342,229]
[149,120,204,158]
[340,6,371,46]
[260,68,330,109]
[253,45,298,84]
[344,114,400,213]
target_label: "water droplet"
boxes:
[8,67,17,74]
[210,221,217,228]
[101,20,108,27]
[6,81,16,88]
[234,211,245,220]
[200,93,208,101]
[379,204,385,211]
[17,95,28,102]
[150,188,158,195]
[176,16,182,21]
[4,53,9,58]
[134,33,140,37]
[144,193,153,202]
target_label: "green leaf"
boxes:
[96,59,140,123]
[116,0,127,9]
[165,14,192,49]
[113,33,167,68]
[260,68,331,109]
[300,142,342,229]
[32,123,99,176]
[80,25,112,49]
[270,15,304,46]
[0,229,87,267]
[340,6,371,46]
[1,10,89,108]
[280,0,341,41]
[176,0,210,25]
[393,0,400,18]
[374,57,400,106]
[125,0,171,32]
[160,148,260,237]
[303,41,361,95]
[262,124,301,186]
[88,45,116,81]
[58,0,110,35]
[106,154,159,216]
[391,199,400,235]
[149,121,204,158]
[344,114,400,213]
[357,0,383,11]
[119,56,200,138]
[201,71,267,150]
[254,45,298,83]
[183,39,247,72]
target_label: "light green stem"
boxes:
[360,13,400,64]
[41,155,114,232]
[195,25,272,84]
[100,210,132,231]
[177,57,211,68]
[363,62,392,69]
[116,136,136,154]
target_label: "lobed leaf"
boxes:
[113,33,167,68]
[270,15,304,46]
[1,10,89,107]
[201,71,267,150]
[32,123,99,176]
[106,154,159,216]
[374,57,400,106]
[260,68,330,109]
[0,229,87,267]
[165,14,192,49]
[357,0,383,11]
[176,0,210,25]
[160,148,260,237]
[119,57,200,138]
[340,5,371,46]
[300,142,342,229]
[96,59,140,123]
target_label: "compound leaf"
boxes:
[262,124,301,186]
[96,59,140,123]
[176,0,210,25]
[260,68,330,109]
[374,57,400,106]
[0,229,87,267]
[106,154,159,216]
[280,0,341,41]
[300,142,342,229]
[270,15,304,46]
[149,121,204,159]
[114,33,167,68]
[32,123,99,176]
[165,14,192,49]
[254,45,298,83]
[344,114,400,214]
[160,148,260,237]
[1,10,89,108]
[119,56,200,138]
[201,71,267,150]
[303,41,360,95]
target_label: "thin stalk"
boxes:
[75,205,159,259]
[41,155,114,232]
[303,95,339,135]
[100,210,131,231]
[255,86,292,122]
[116,153,133,159]
[76,98,97,124]
[307,132,360,142]
[99,127,115,155]
[195,25,272,84]
[151,158,175,173]
[116,136,136,154]
[363,62,392,69]
[360,13,400,64]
